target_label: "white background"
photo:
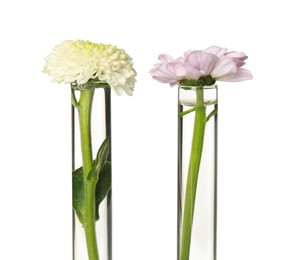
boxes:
[0,0,296,259]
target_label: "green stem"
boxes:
[179,107,197,117]
[180,88,206,260]
[78,89,100,260]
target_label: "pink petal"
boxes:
[183,49,193,56]
[234,60,246,67]
[150,63,177,83]
[185,51,201,69]
[225,51,248,67]
[204,46,227,57]
[152,65,177,83]
[184,64,202,79]
[152,75,177,84]
[218,68,253,82]
[185,51,218,75]
[211,57,237,78]
[225,51,247,60]
[158,54,174,62]
[170,82,179,87]
[149,63,161,73]
[167,62,187,77]
[176,56,186,63]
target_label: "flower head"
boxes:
[150,46,252,87]
[43,40,136,96]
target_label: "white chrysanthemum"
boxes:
[43,40,136,96]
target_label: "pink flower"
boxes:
[150,46,253,86]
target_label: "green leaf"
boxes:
[95,161,112,221]
[72,166,86,224]
[88,137,110,182]
[73,138,111,224]
[205,108,218,122]
[73,162,112,224]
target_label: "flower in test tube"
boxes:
[150,46,252,86]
